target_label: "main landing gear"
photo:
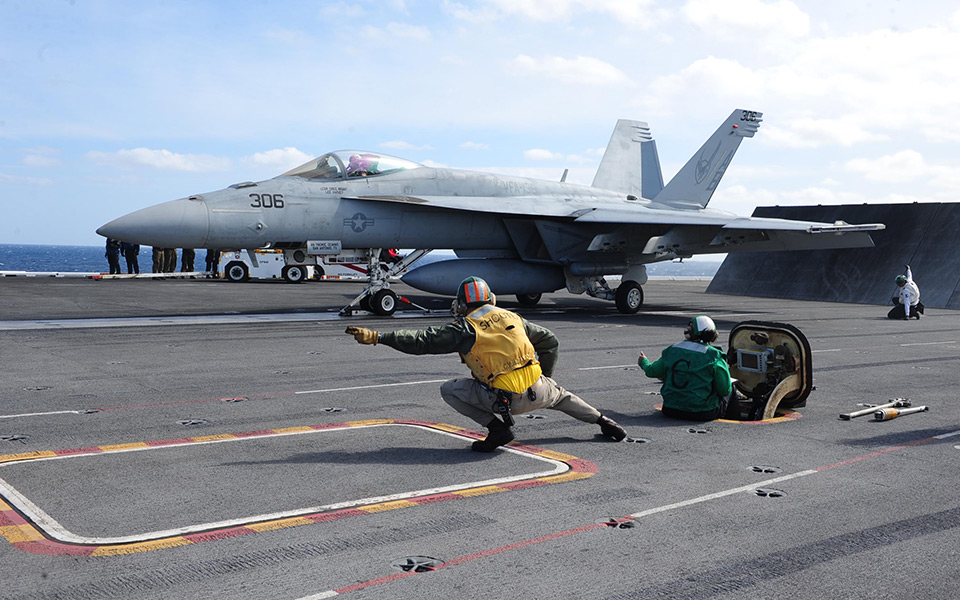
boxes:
[340,249,433,316]
[614,281,644,314]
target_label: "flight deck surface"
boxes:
[1,278,958,599]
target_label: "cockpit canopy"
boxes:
[282,151,422,180]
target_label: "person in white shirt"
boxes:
[887,265,923,320]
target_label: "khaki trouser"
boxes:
[440,376,601,426]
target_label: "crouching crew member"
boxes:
[888,265,923,320]
[638,315,740,421]
[346,276,627,452]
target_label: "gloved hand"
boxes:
[345,326,379,345]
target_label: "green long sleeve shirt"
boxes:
[379,314,560,377]
[639,340,732,413]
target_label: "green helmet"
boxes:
[684,315,718,343]
[895,275,907,286]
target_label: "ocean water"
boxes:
[0,244,721,277]
[0,244,181,273]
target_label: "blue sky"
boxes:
[2,0,959,246]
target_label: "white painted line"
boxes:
[295,379,447,395]
[576,365,634,371]
[0,423,568,546]
[0,310,443,331]
[933,429,960,440]
[628,470,818,520]
[298,592,339,600]
[899,341,957,347]
[0,410,81,420]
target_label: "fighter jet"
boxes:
[97,109,884,315]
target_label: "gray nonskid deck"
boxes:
[1,278,958,599]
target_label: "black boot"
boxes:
[472,418,515,452]
[596,414,626,441]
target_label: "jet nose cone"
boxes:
[97,198,209,247]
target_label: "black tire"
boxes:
[282,265,306,284]
[359,295,373,312]
[516,293,542,306]
[312,265,325,280]
[371,289,398,316]
[224,261,249,283]
[615,281,644,314]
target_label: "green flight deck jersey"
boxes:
[639,340,733,413]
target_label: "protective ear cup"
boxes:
[489,292,496,306]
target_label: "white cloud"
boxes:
[646,21,960,147]
[511,54,629,85]
[683,0,810,40]
[245,147,313,171]
[460,141,489,150]
[319,2,367,18]
[709,183,928,218]
[845,150,960,188]
[0,172,54,186]
[360,22,432,42]
[524,148,597,164]
[85,148,232,172]
[525,148,563,160]
[446,0,661,26]
[763,117,889,149]
[21,146,62,168]
[380,140,435,151]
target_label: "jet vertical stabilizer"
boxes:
[592,119,663,199]
[652,109,762,210]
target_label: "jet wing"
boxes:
[353,195,886,235]
[347,195,590,218]
[573,208,886,234]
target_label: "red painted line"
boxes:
[568,458,601,474]
[0,508,29,527]
[408,493,460,505]
[443,523,606,567]
[53,447,104,457]
[232,430,278,438]
[305,508,368,523]
[814,437,932,471]
[182,526,256,543]
[498,479,549,492]
[309,423,346,431]
[311,429,959,597]
[335,571,416,594]
[14,540,96,556]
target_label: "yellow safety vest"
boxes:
[462,304,540,393]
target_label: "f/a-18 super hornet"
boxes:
[97,109,884,315]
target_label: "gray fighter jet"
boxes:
[97,109,884,315]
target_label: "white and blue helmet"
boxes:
[684,315,718,343]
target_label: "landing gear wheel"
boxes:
[359,295,373,312]
[615,281,643,314]
[516,293,542,306]
[224,262,249,282]
[282,265,307,283]
[371,289,398,316]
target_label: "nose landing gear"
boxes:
[340,249,433,316]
